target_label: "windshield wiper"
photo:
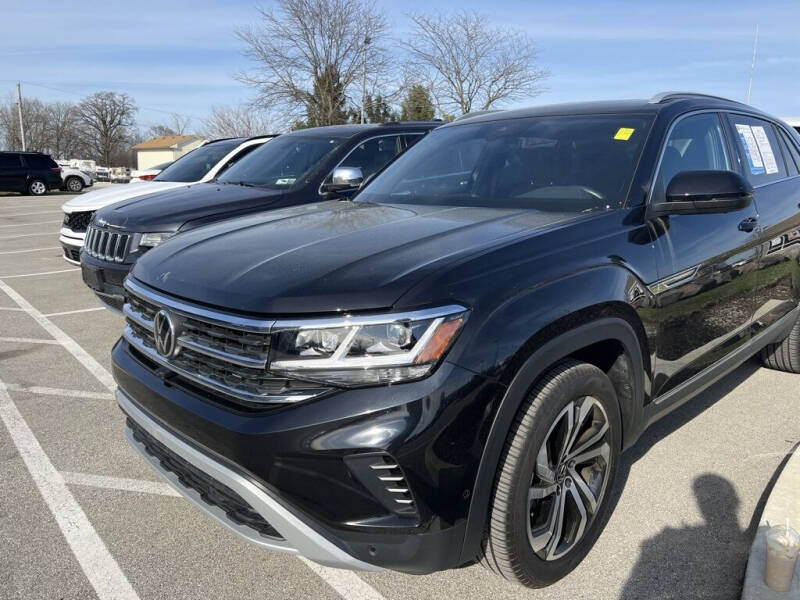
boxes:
[225,180,259,188]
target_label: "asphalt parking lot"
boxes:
[0,188,798,600]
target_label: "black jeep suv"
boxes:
[0,151,62,195]
[113,93,800,587]
[81,122,438,311]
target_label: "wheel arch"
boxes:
[458,314,648,565]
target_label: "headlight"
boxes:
[270,305,468,386]
[139,232,174,248]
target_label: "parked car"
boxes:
[60,166,93,192]
[60,136,275,264]
[81,122,438,310]
[0,151,62,195]
[110,167,131,184]
[95,166,110,182]
[130,161,173,183]
[114,93,800,586]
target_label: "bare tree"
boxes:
[0,95,51,152]
[76,92,137,165]
[235,0,390,125]
[47,101,81,158]
[201,104,275,138]
[403,11,548,115]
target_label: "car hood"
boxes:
[95,182,285,232]
[61,181,187,213]
[132,201,580,315]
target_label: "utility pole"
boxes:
[16,82,26,151]
[360,36,371,124]
[746,24,759,104]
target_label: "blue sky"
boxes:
[1,0,799,130]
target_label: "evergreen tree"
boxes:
[400,85,435,121]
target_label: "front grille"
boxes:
[63,246,80,262]
[127,417,283,540]
[123,284,330,406]
[85,225,131,262]
[63,210,94,232]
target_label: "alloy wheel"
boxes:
[30,180,46,195]
[527,396,611,561]
[67,178,82,192]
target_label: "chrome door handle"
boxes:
[738,217,758,233]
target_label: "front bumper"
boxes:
[81,252,133,313]
[118,387,378,570]
[60,230,85,265]
[113,336,504,573]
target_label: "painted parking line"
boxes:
[61,471,181,497]
[0,246,60,255]
[3,383,114,400]
[0,231,59,240]
[0,307,22,311]
[0,278,115,391]
[300,559,388,600]
[0,210,63,218]
[0,378,140,600]
[0,268,79,278]
[0,220,62,229]
[44,307,106,318]
[0,336,61,345]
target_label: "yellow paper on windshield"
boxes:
[614,127,635,141]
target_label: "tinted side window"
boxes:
[776,127,800,176]
[0,154,21,168]
[24,154,56,169]
[726,115,787,185]
[658,113,731,191]
[402,134,424,150]
[340,135,404,178]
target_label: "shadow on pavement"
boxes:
[620,473,748,600]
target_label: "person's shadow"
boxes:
[620,473,749,600]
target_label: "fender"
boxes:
[457,317,646,565]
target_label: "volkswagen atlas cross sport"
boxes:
[113,93,800,587]
[81,122,438,311]
[60,136,275,264]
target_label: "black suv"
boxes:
[81,122,438,311]
[0,151,62,195]
[113,94,800,587]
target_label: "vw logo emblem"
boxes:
[153,310,179,358]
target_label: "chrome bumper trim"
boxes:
[117,388,380,571]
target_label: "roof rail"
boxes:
[648,91,746,106]
[454,110,503,122]
[378,120,443,126]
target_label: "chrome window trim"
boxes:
[316,132,427,196]
[118,388,380,570]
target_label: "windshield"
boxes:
[154,140,241,182]
[358,114,653,212]
[217,135,345,189]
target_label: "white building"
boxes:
[132,135,206,170]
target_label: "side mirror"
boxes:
[321,166,364,196]
[649,170,754,218]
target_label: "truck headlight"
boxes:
[269,305,468,386]
[139,232,174,248]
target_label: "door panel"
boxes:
[725,115,800,331]
[649,112,760,397]
[0,154,24,191]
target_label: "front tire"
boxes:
[65,176,84,192]
[760,313,800,373]
[27,179,47,196]
[480,360,621,588]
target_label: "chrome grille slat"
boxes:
[122,283,328,406]
[85,225,131,262]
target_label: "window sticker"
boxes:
[614,127,635,141]
[736,124,765,175]
[751,126,779,174]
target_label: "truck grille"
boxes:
[63,210,94,232]
[127,417,284,540]
[123,281,329,406]
[85,225,131,262]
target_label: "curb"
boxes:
[742,446,800,599]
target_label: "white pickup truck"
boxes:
[59,136,274,264]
